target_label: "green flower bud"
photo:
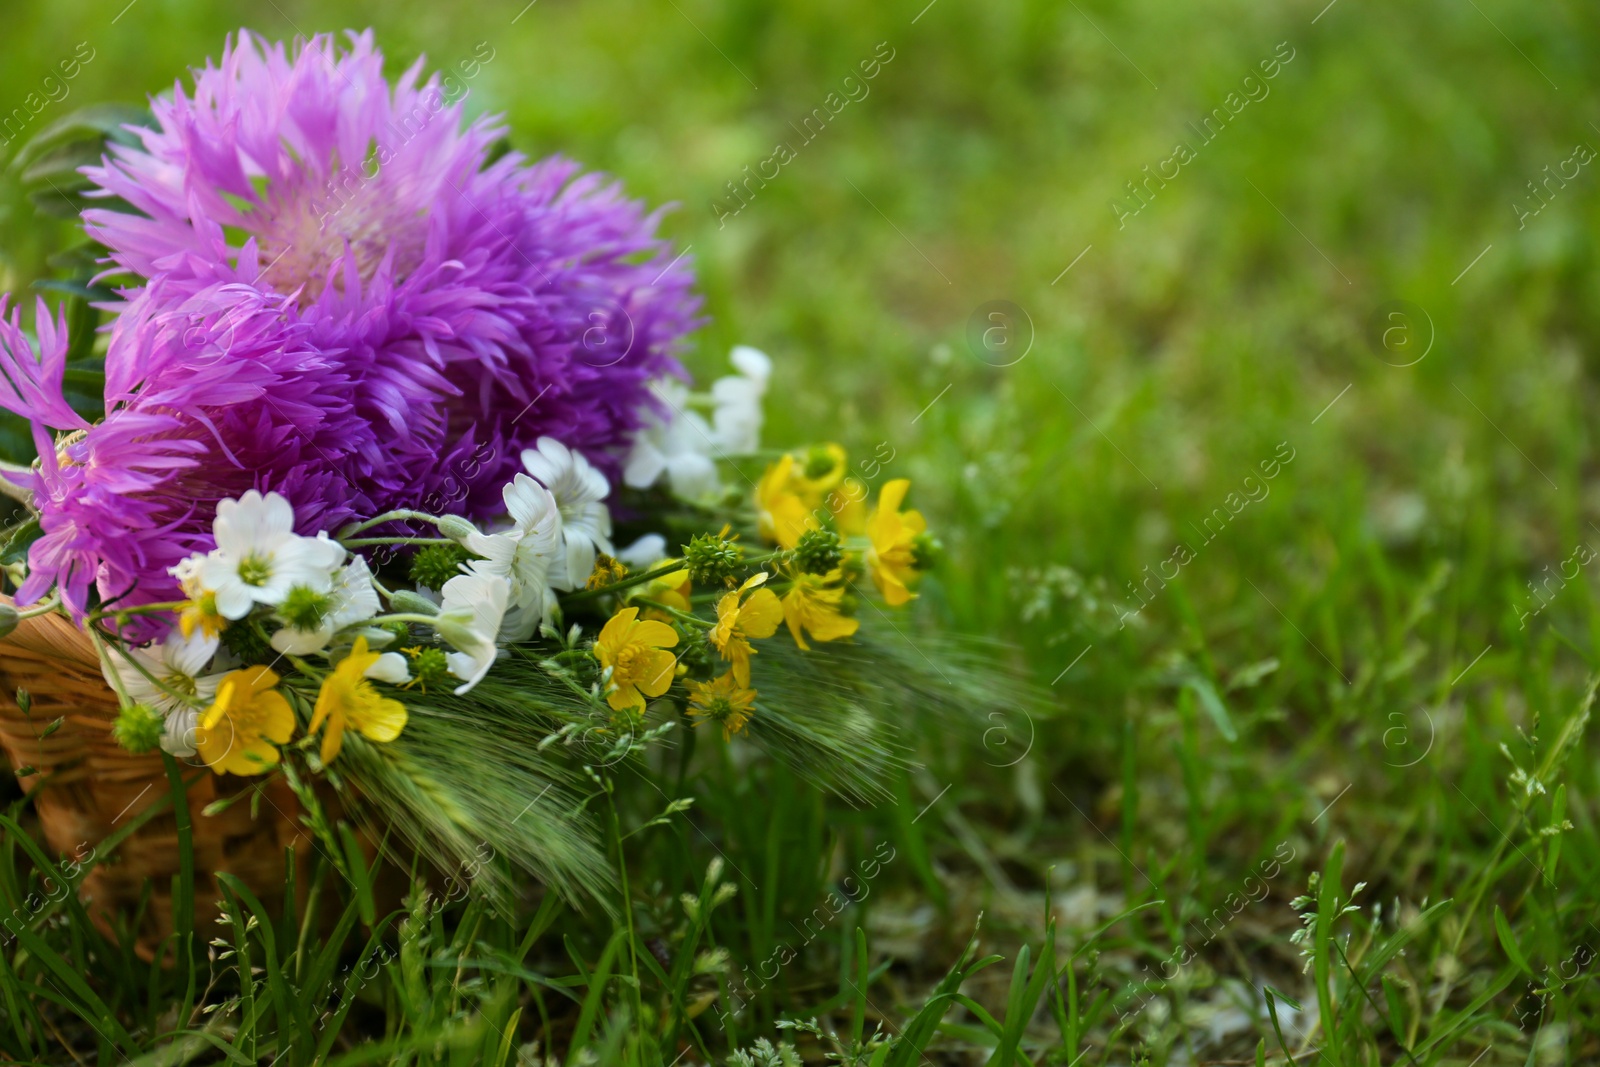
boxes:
[389,589,441,617]
[793,528,844,575]
[682,532,743,587]
[433,610,483,652]
[409,542,473,589]
[434,515,479,543]
[403,646,454,692]
[279,586,334,630]
[113,703,164,755]
[0,604,17,640]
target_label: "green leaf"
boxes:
[1184,674,1238,742]
[1494,905,1533,976]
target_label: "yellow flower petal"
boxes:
[738,587,784,639]
[358,696,409,743]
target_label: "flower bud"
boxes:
[0,604,17,640]
[432,610,482,652]
[112,703,164,755]
[435,515,479,542]
[389,590,440,617]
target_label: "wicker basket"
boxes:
[0,597,311,954]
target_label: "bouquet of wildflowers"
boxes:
[0,30,1024,904]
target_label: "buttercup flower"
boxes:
[710,345,771,453]
[756,455,816,550]
[309,636,410,764]
[195,665,295,775]
[687,671,757,740]
[828,478,869,537]
[436,571,509,694]
[709,572,783,686]
[792,444,848,499]
[780,568,860,650]
[200,491,344,619]
[866,480,926,606]
[592,606,678,714]
[522,438,614,590]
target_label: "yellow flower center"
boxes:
[612,644,649,687]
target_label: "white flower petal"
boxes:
[618,534,668,569]
[729,344,772,382]
[365,652,412,685]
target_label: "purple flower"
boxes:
[0,284,369,623]
[0,29,701,619]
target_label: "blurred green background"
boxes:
[3,0,1599,1059]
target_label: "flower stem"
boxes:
[341,536,454,548]
[559,561,687,605]
[335,509,443,539]
[15,596,60,620]
[632,599,712,630]
[84,600,190,624]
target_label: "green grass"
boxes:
[4,0,1600,1062]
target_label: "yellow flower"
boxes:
[866,479,926,606]
[593,606,679,713]
[781,567,861,650]
[792,443,848,498]
[179,593,226,640]
[584,553,629,591]
[828,478,869,537]
[309,637,409,765]
[173,564,226,639]
[626,559,693,621]
[195,666,295,776]
[709,572,783,686]
[687,672,757,739]
[756,454,817,550]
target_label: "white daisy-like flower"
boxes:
[623,379,722,502]
[104,630,225,757]
[270,555,384,655]
[464,474,563,615]
[710,345,771,453]
[199,490,344,618]
[436,571,510,694]
[521,437,614,590]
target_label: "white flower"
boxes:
[199,491,344,618]
[464,474,562,617]
[521,437,614,590]
[105,630,225,757]
[270,555,384,655]
[163,708,202,758]
[364,651,412,685]
[617,534,668,570]
[436,572,509,694]
[624,379,722,501]
[710,345,771,453]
